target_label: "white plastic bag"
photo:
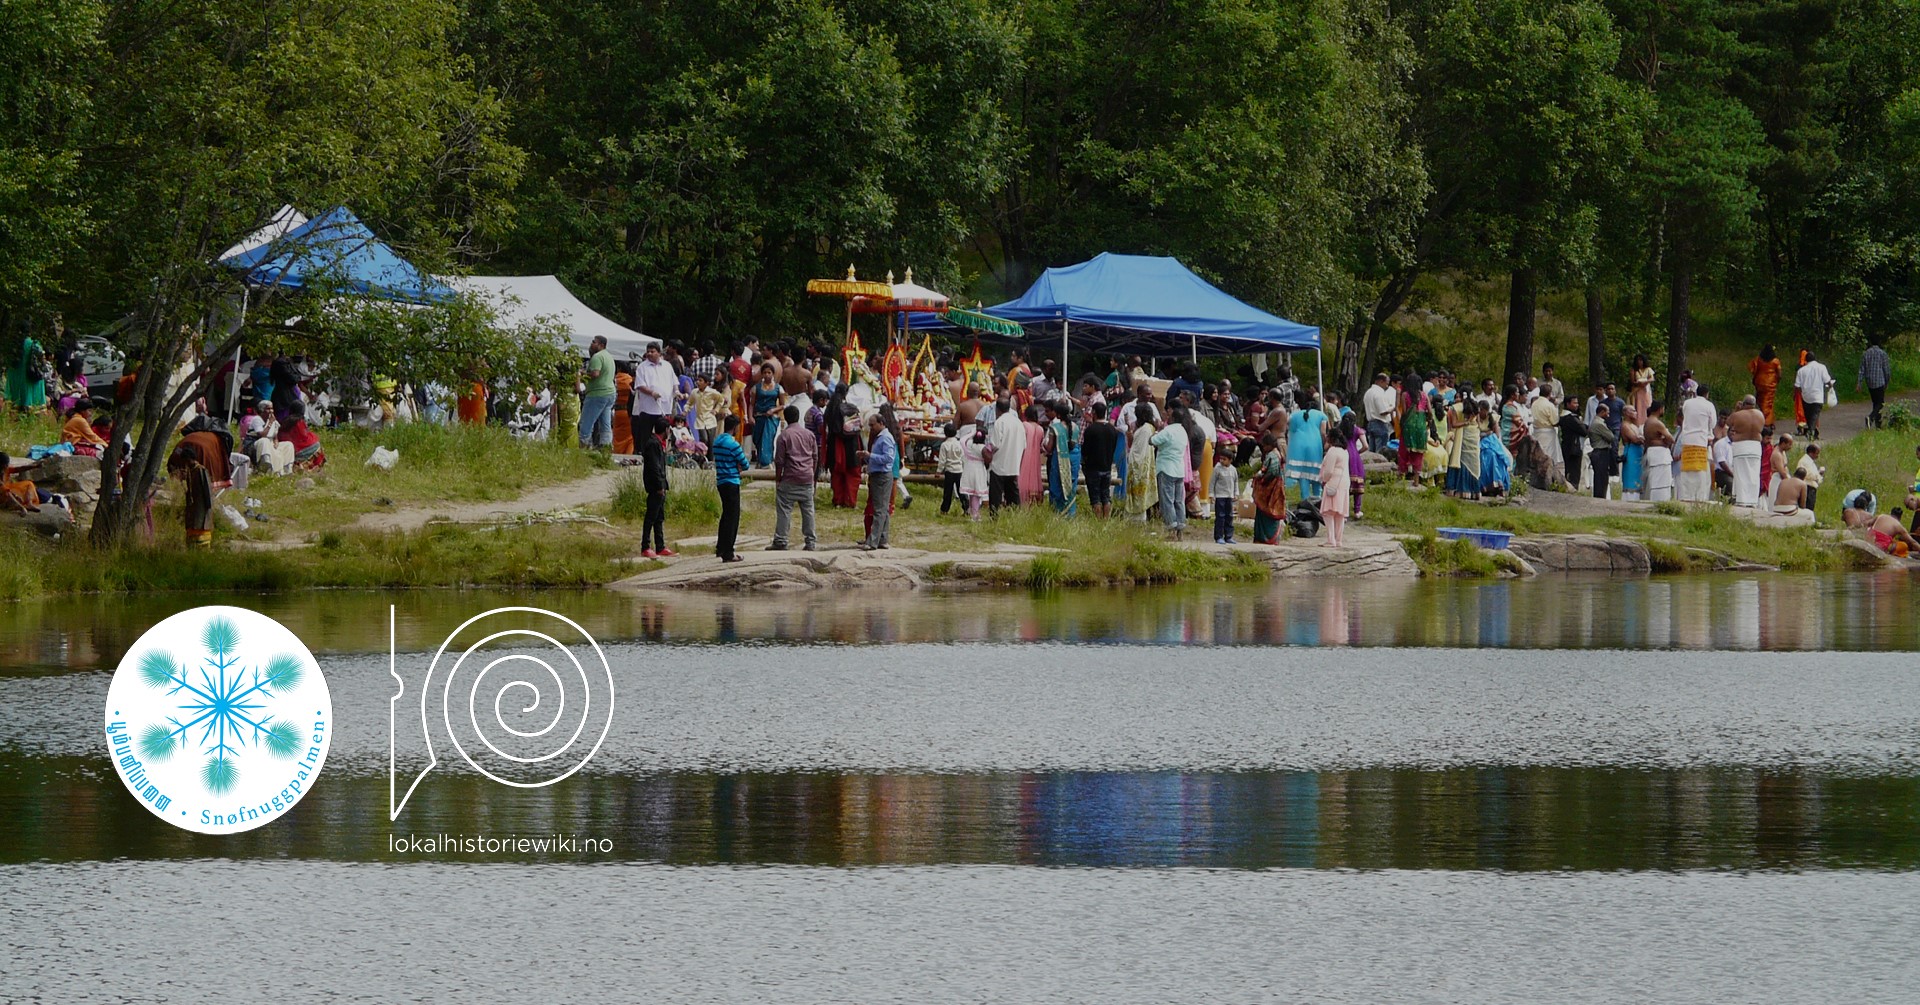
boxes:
[1825,384,1838,408]
[366,446,400,470]
[216,505,249,532]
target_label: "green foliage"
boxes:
[466,0,1012,339]
[609,473,649,523]
[980,0,1427,334]
[663,475,723,525]
[1402,532,1512,577]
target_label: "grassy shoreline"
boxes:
[5,421,1910,600]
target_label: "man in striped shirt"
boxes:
[1858,337,1892,428]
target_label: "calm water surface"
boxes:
[3,573,1916,1002]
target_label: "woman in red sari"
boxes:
[825,391,862,508]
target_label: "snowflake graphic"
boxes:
[133,615,306,794]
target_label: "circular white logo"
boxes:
[103,605,332,834]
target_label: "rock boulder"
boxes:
[1506,534,1652,574]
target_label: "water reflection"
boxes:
[3,572,1915,670]
[5,760,1913,871]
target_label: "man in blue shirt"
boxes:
[858,414,897,550]
[709,426,749,562]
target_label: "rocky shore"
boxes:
[612,530,1421,593]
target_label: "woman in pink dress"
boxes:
[1319,414,1354,547]
[1019,404,1046,504]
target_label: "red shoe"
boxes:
[656,548,677,558]
[641,549,656,558]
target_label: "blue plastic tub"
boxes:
[1436,527,1513,550]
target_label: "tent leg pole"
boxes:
[1191,334,1197,367]
[227,288,248,426]
[1062,319,1069,387]
[1316,347,1324,410]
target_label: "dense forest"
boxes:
[7,0,1920,410]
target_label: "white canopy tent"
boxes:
[218,204,310,263]
[444,275,658,358]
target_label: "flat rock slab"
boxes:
[612,547,1035,593]
[1508,534,1652,574]
[1183,538,1420,578]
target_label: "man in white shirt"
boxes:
[1361,372,1396,454]
[986,394,1026,513]
[1540,363,1565,402]
[629,343,677,440]
[1793,351,1834,439]
[1676,388,1717,502]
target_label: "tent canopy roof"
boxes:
[221,206,453,305]
[446,275,657,357]
[984,253,1319,355]
[218,205,309,264]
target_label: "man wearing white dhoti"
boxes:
[1643,402,1675,502]
[1676,388,1716,502]
[1727,395,1765,507]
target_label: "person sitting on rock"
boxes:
[60,403,108,454]
[2,453,45,514]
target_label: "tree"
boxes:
[1415,0,1639,383]
[464,0,1015,342]
[0,0,98,335]
[1610,0,1770,411]
[51,0,523,546]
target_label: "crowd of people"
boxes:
[584,335,1920,562]
[7,325,1918,560]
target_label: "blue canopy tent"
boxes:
[221,206,453,304]
[912,252,1322,389]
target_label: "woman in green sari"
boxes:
[6,335,49,411]
[1126,403,1159,520]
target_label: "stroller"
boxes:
[1286,500,1325,539]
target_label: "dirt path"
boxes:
[1803,387,1919,444]
[351,466,629,532]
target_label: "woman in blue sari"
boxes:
[1480,427,1513,496]
[1284,389,1326,501]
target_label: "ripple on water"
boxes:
[4,861,1917,1004]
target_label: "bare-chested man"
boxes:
[1727,395,1765,507]
[1766,433,1795,509]
[1642,402,1675,501]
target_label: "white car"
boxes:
[75,334,125,385]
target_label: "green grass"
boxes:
[1,522,645,601]
[1816,428,1920,523]
[1363,480,1855,571]
[0,407,62,456]
[244,422,606,533]
[954,506,1269,586]
[1401,532,1522,577]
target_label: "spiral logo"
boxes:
[390,607,614,819]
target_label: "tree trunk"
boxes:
[1585,284,1606,389]
[1359,269,1419,393]
[1665,240,1691,416]
[1503,267,1536,385]
[619,224,645,331]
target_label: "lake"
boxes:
[3,573,1917,1002]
